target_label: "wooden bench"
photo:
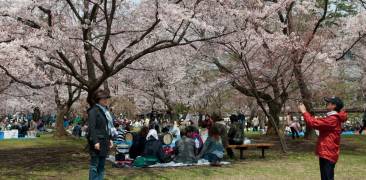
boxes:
[227,143,274,159]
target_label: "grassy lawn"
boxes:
[0,134,365,180]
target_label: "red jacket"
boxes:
[303,111,348,163]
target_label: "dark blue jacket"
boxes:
[87,105,111,156]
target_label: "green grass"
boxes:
[0,134,85,150]
[0,134,365,180]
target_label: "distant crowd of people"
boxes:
[0,110,54,138]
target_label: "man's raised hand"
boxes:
[298,103,307,114]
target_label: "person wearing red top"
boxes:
[298,97,348,180]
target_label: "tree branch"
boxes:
[0,64,52,89]
[336,33,366,61]
[56,51,89,86]
[65,0,83,22]
[305,0,329,46]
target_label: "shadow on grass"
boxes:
[0,146,88,178]
[112,166,224,180]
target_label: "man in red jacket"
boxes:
[298,97,348,180]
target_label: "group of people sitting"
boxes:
[0,118,43,138]
[126,113,245,166]
[87,90,246,179]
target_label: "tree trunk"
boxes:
[166,109,174,121]
[266,102,281,135]
[165,102,175,121]
[258,111,266,130]
[87,90,97,107]
[293,64,315,139]
[103,80,110,94]
[247,101,257,127]
[54,105,69,137]
[257,101,287,153]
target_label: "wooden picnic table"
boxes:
[228,143,274,159]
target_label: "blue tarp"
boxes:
[287,131,357,137]
[287,132,305,137]
[341,131,354,135]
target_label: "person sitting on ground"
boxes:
[169,121,181,139]
[174,128,197,164]
[210,113,232,158]
[129,126,149,159]
[63,116,69,128]
[72,123,82,137]
[228,114,244,145]
[142,129,166,164]
[198,126,225,165]
[186,125,203,155]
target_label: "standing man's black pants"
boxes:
[290,127,300,139]
[319,157,335,180]
[359,123,366,134]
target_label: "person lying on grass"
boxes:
[198,125,225,166]
[298,97,347,180]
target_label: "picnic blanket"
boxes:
[107,155,230,168]
[148,159,230,168]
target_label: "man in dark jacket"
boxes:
[359,111,366,134]
[298,97,347,180]
[228,114,244,145]
[88,90,114,180]
[237,112,246,128]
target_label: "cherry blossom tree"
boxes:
[0,1,82,136]
[186,0,365,149]
[111,46,193,119]
[279,0,366,138]
[0,73,12,95]
[1,0,230,108]
[1,0,366,142]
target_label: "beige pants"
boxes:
[27,130,37,137]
